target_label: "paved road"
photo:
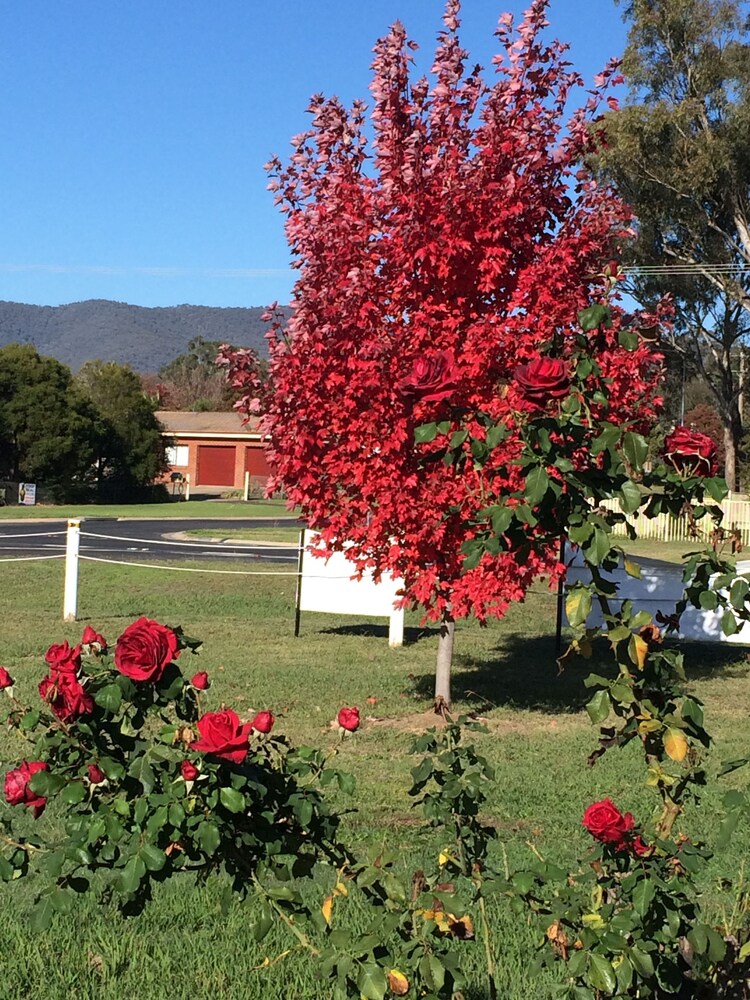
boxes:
[0,518,302,565]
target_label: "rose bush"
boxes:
[0,620,346,927]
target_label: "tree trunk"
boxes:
[723,399,743,492]
[434,610,454,714]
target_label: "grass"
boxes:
[0,499,299,520]
[184,526,301,543]
[0,560,749,998]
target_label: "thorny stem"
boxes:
[252,876,321,958]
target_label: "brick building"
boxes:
[155,411,272,493]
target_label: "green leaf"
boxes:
[622,431,648,472]
[219,787,246,814]
[251,902,274,942]
[619,480,642,514]
[95,684,123,713]
[336,770,355,795]
[357,963,387,1000]
[618,329,639,351]
[61,782,86,805]
[414,422,438,444]
[486,424,507,448]
[525,466,550,506]
[29,895,55,932]
[449,429,468,449]
[119,855,147,894]
[632,877,655,917]
[704,476,729,502]
[629,946,654,979]
[579,304,611,331]
[587,953,616,993]
[19,709,40,731]
[586,689,610,724]
[729,578,750,611]
[197,821,220,856]
[722,610,739,637]
[127,755,155,795]
[50,888,73,914]
[139,844,166,872]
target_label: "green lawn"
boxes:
[0,499,298,520]
[0,560,748,998]
[184,526,301,544]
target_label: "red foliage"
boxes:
[221,1,664,622]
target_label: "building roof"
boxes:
[155,410,263,435]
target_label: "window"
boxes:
[166,445,189,466]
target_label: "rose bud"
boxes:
[4,761,49,818]
[0,666,14,690]
[87,764,106,785]
[181,760,199,782]
[190,671,210,690]
[251,710,275,734]
[337,706,360,732]
[81,625,107,652]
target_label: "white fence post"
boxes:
[184,474,191,502]
[63,519,80,622]
[243,470,250,502]
[388,608,404,648]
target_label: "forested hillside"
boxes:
[0,299,284,370]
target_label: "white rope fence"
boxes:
[82,530,295,550]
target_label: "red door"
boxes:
[196,446,236,486]
[244,446,272,479]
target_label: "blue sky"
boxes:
[0,1,627,309]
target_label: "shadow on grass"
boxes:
[317,622,441,643]
[407,634,750,714]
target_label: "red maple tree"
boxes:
[221,0,664,705]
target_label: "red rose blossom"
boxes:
[39,673,94,723]
[397,351,460,404]
[190,709,252,764]
[81,625,107,652]
[87,764,106,785]
[514,357,570,407]
[4,761,49,817]
[0,666,14,689]
[337,706,360,732]
[191,671,210,690]
[45,641,81,676]
[114,617,179,683]
[664,426,718,478]
[251,710,275,734]
[180,760,199,782]
[582,798,635,851]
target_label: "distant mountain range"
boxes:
[0,299,287,372]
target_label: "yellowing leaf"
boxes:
[438,849,454,867]
[321,894,334,927]
[334,880,348,898]
[624,558,642,579]
[638,719,661,736]
[582,912,606,929]
[434,911,452,933]
[664,727,689,762]
[629,633,649,670]
[387,970,409,996]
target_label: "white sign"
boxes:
[297,530,405,646]
[18,483,36,506]
[565,548,750,644]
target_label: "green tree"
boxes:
[0,343,101,500]
[597,0,750,488]
[77,361,168,501]
[159,336,252,411]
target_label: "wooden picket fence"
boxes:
[603,493,750,544]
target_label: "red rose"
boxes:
[81,625,107,652]
[251,710,275,734]
[582,798,635,850]
[180,760,199,782]
[4,761,49,817]
[664,426,718,478]
[337,706,360,732]
[87,764,106,785]
[397,351,460,403]
[114,617,179,683]
[45,641,81,676]
[191,671,210,690]
[190,709,252,764]
[0,666,14,689]
[514,357,570,407]
[39,673,94,723]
